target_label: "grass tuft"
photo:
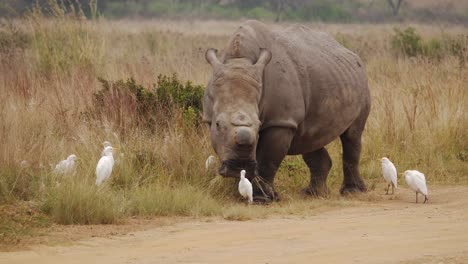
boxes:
[128,184,222,217]
[42,181,124,225]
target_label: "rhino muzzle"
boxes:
[219,159,258,179]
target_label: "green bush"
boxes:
[0,26,30,55]
[156,73,204,116]
[94,74,204,129]
[391,27,423,57]
[445,34,468,68]
[391,27,468,63]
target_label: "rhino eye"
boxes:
[216,121,220,128]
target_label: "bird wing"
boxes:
[413,173,428,195]
[238,179,253,199]
[54,160,67,173]
[96,157,113,185]
[64,160,76,174]
[238,180,247,198]
[382,164,397,186]
[246,180,253,202]
[405,174,417,192]
[390,164,398,188]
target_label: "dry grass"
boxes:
[0,6,467,238]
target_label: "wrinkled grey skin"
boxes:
[203,20,371,202]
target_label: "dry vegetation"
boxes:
[0,5,467,244]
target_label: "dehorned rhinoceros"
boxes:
[203,20,371,202]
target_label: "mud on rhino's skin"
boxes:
[203,20,371,202]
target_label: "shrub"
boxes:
[0,24,30,55]
[156,73,204,118]
[445,34,468,68]
[423,38,444,60]
[93,74,204,131]
[391,27,468,63]
[391,27,423,57]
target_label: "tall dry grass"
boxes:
[0,5,467,230]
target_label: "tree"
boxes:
[387,0,403,16]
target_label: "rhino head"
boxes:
[203,48,272,179]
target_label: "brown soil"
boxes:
[1,186,468,264]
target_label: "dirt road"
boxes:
[1,186,468,264]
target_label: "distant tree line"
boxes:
[1,0,467,24]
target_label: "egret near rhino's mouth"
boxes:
[218,159,258,179]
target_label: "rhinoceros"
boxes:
[203,20,371,202]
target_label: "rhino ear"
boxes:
[255,48,272,67]
[205,48,221,68]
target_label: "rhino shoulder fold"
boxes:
[260,119,298,131]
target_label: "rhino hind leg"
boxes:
[254,127,295,203]
[301,148,332,197]
[339,121,367,195]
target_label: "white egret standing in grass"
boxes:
[238,170,253,204]
[96,146,114,186]
[403,170,428,203]
[54,154,77,175]
[381,157,397,194]
[205,155,215,170]
[20,160,29,169]
[101,141,112,157]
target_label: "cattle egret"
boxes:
[20,160,29,168]
[54,154,77,175]
[96,146,114,186]
[403,170,428,203]
[381,157,397,194]
[238,170,253,204]
[205,155,215,170]
[101,141,112,157]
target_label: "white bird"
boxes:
[381,157,397,194]
[54,154,77,175]
[205,155,215,170]
[403,170,428,203]
[238,170,253,204]
[20,160,29,169]
[101,141,112,157]
[96,146,115,186]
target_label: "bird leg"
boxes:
[423,195,428,204]
[385,184,390,195]
[415,192,418,203]
[391,184,395,195]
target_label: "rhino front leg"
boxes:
[339,124,367,195]
[254,127,295,203]
[302,148,332,197]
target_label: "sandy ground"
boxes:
[1,186,468,264]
